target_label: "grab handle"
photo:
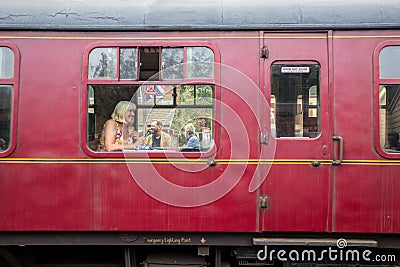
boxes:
[332,136,343,165]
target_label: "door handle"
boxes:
[332,136,343,165]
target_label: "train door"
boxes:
[260,32,332,232]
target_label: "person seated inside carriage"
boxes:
[145,120,172,149]
[97,101,145,152]
[386,131,400,152]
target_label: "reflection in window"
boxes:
[86,46,215,153]
[89,46,214,81]
[308,85,318,118]
[87,84,214,151]
[0,47,14,78]
[379,46,400,153]
[120,48,137,80]
[88,48,117,79]
[162,48,184,80]
[379,46,400,79]
[379,85,400,152]
[270,64,320,138]
[187,47,214,78]
[0,85,12,151]
[0,47,14,151]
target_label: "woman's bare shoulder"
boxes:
[104,119,117,129]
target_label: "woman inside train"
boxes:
[97,101,145,152]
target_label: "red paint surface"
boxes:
[0,30,399,235]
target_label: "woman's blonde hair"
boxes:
[184,123,196,135]
[111,101,136,123]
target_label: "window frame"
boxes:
[0,42,19,157]
[374,41,400,158]
[81,42,220,158]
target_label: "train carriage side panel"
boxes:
[0,31,264,232]
[333,30,400,233]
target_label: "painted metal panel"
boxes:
[261,32,332,232]
[0,31,261,232]
[332,32,400,233]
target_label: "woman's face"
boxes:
[124,107,135,124]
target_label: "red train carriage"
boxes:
[1,0,400,266]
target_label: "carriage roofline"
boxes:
[1,0,400,31]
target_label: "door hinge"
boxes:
[261,46,269,58]
[259,195,269,209]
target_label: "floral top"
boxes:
[98,121,135,151]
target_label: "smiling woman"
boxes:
[97,101,145,152]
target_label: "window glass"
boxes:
[162,48,184,80]
[0,85,12,151]
[379,46,400,79]
[86,46,215,153]
[137,85,172,105]
[88,48,117,79]
[0,47,14,78]
[0,47,14,152]
[177,85,195,105]
[196,85,213,105]
[87,84,214,152]
[120,48,137,80]
[379,85,400,152]
[270,64,320,138]
[187,47,214,78]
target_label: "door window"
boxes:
[271,63,321,138]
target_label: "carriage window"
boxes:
[0,85,12,151]
[162,48,183,80]
[378,46,400,153]
[187,47,214,78]
[379,46,400,79]
[379,85,400,152]
[88,48,117,79]
[120,48,137,80]
[270,64,320,138]
[0,47,14,152]
[86,46,215,153]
